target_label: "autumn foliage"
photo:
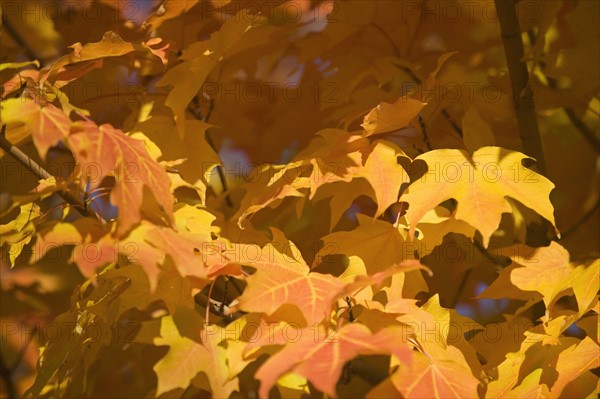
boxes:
[1,0,599,398]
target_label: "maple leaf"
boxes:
[415,206,477,255]
[43,31,136,84]
[372,345,481,399]
[157,9,255,137]
[315,214,413,274]
[400,146,557,246]
[387,294,482,373]
[3,1,599,397]
[1,99,71,160]
[67,120,174,237]
[482,242,599,319]
[290,129,369,196]
[0,203,40,267]
[32,218,115,277]
[0,178,65,217]
[227,240,344,325]
[355,140,410,217]
[486,335,599,398]
[296,137,409,224]
[361,95,427,137]
[145,227,210,284]
[233,164,309,228]
[152,309,238,397]
[255,322,413,398]
[133,110,221,188]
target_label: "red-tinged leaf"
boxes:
[142,37,173,67]
[67,121,174,237]
[255,323,413,399]
[376,345,481,399]
[336,259,430,301]
[290,129,369,196]
[1,99,71,160]
[145,227,210,283]
[32,219,108,272]
[387,294,482,371]
[227,242,344,325]
[400,146,557,246]
[118,218,223,291]
[2,69,39,99]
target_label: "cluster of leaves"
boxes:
[0,1,598,398]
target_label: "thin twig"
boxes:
[564,108,600,152]
[399,67,463,138]
[418,114,432,151]
[449,268,473,309]
[495,0,546,174]
[205,279,216,324]
[219,277,229,314]
[441,109,463,137]
[474,240,511,268]
[560,197,600,239]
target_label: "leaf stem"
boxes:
[205,279,216,324]
[189,98,233,207]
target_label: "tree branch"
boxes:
[564,107,600,152]
[1,15,40,66]
[560,197,600,239]
[495,0,547,174]
[0,125,99,219]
